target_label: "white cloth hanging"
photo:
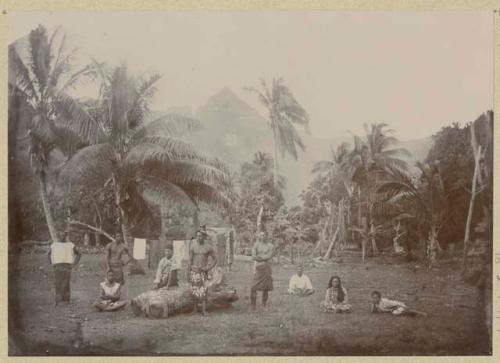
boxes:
[173,240,187,266]
[133,238,147,260]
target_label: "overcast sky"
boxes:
[9,11,493,140]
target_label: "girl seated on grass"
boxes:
[93,270,127,312]
[320,275,352,313]
[370,290,427,317]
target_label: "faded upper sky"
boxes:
[8,11,493,140]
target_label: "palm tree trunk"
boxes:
[367,193,379,255]
[463,145,482,266]
[427,226,438,269]
[160,205,168,241]
[120,210,134,248]
[314,218,329,252]
[39,173,59,242]
[272,127,279,187]
[113,177,133,247]
[361,217,367,263]
[256,204,264,232]
[323,224,339,260]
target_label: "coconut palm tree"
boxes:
[61,64,234,245]
[9,25,96,242]
[376,161,447,268]
[312,143,356,256]
[349,123,411,253]
[245,78,310,187]
[312,142,354,197]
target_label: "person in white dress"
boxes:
[288,266,314,296]
[47,228,81,306]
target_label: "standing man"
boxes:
[250,231,274,309]
[47,228,81,306]
[105,233,133,285]
[187,225,217,316]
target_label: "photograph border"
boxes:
[1,1,499,362]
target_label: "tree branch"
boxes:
[68,219,115,242]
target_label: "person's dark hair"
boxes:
[371,290,381,298]
[328,275,345,302]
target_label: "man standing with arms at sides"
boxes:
[187,225,217,316]
[47,227,81,306]
[250,230,274,309]
[105,233,133,286]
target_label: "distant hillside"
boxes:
[161,88,433,204]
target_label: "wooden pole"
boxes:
[463,120,483,268]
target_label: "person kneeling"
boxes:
[370,290,427,317]
[152,245,179,290]
[94,270,126,312]
[320,275,352,313]
[288,266,314,296]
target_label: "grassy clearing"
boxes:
[8,251,489,355]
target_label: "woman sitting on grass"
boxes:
[320,275,352,313]
[93,270,127,312]
[370,291,427,317]
[152,245,179,290]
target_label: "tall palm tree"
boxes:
[312,142,354,197]
[61,64,234,245]
[245,78,310,187]
[9,25,96,242]
[311,143,355,255]
[349,123,410,252]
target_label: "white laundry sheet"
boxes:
[173,240,188,266]
[133,238,147,260]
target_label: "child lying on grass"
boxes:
[93,270,127,312]
[370,290,427,317]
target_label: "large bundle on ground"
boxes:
[131,284,238,318]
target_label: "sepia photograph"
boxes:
[7,10,494,356]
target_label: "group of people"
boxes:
[286,265,427,316]
[254,230,427,317]
[48,226,426,318]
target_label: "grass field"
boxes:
[8,250,490,356]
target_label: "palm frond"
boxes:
[127,73,162,128]
[50,122,88,157]
[132,114,201,141]
[381,147,412,158]
[55,93,106,144]
[109,64,131,135]
[312,160,334,174]
[58,63,98,93]
[28,25,51,93]
[243,86,270,108]
[8,44,38,103]
[137,159,233,192]
[59,143,115,186]
[125,136,211,166]
[275,117,305,159]
[139,175,198,208]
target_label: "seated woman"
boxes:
[152,245,179,290]
[320,275,352,313]
[288,266,314,296]
[93,270,127,311]
[370,291,427,317]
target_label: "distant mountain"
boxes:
[163,88,434,204]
